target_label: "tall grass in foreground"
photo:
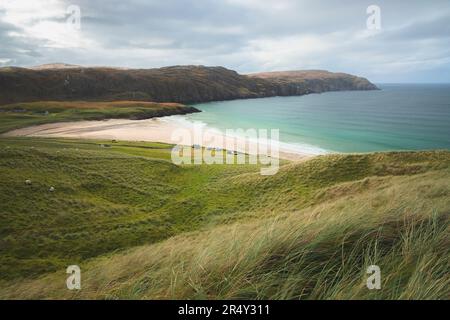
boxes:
[2,169,448,299]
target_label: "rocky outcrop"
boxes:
[0,65,378,105]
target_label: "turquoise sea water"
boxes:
[185,84,450,153]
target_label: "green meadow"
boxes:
[0,101,198,134]
[0,134,448,299]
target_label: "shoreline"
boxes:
[2,117,320,161]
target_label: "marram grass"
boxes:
[0,137,449,299]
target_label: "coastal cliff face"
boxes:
[0,65,378,105]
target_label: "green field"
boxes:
[0,135,449,299]
[0,101,199,134]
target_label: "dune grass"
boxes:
[0,101,198,134]
[0,136,448,299]
[0,137,263,280]
[1,162,448,299]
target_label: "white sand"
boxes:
[3,117,317,161]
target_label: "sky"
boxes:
[0,0,449,83]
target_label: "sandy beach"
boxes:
[3,116,316,161]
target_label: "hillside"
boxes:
[29,63,84,70]
[249,70,378,94]
[0,137,448,299]
[0,101,199,134]
[0,65,377,105]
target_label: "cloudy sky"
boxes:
[1,0,449,82]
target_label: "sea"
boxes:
[181,84,450,154]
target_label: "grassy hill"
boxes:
[0,137,448,299]
[249,70,378,93]
[0,66,377,105]
[0,101,199,134]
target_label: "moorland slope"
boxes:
[0,65,377,105]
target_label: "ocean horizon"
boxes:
[184,83,450,154]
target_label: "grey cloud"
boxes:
[0,19,42,65]
[384,14,450,42]
[1,0,449,82]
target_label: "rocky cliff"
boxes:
[0,65,378,105]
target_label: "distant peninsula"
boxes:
[0,64,378,105]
